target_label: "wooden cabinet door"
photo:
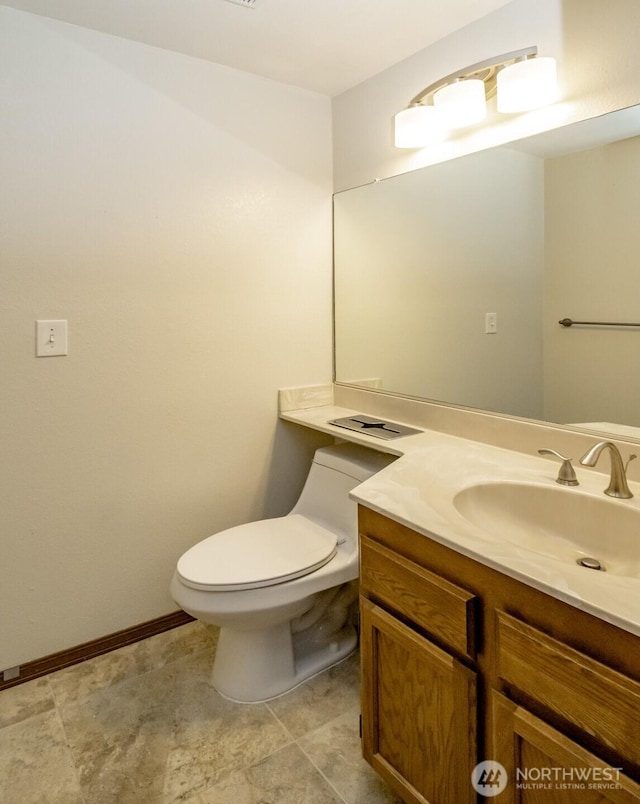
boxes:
[492,692,640,803]
[360,597,477,804]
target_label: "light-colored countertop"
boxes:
[281,402,640,638]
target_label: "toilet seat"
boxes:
[176,514,338,592]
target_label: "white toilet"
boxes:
[170,442,395,703]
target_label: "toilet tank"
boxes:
[290,443,396,538]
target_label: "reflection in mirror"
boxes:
[334,105,640,439]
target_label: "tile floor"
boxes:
[0,621,401,803]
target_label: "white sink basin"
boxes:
[453,482,640,577]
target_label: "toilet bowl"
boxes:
[170,442,395,702]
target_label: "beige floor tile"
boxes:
[59,650,290,803]
[184,743,343,804]
[0,708,84,804]
[0,675,55,729]
[49,620,216,707]
[0,628,389,804]
[266,651,360,739]
[299,711,402,804]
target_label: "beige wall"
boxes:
[0,7,333,669]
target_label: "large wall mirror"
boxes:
[334,104,640,439]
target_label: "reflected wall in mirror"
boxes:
[334,105,640,438]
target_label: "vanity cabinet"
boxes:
[358,506,640,804]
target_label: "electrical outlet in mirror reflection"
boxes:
[485,312,497,334]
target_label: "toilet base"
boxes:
[208,581,359,703]
[211,621,357,703]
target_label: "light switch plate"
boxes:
[36,320,68,356]
[485,312,497,334]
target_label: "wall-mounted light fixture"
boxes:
[394,46,557,148]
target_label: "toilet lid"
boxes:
[176,514,339,591]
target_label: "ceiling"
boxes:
[1,0,514,96]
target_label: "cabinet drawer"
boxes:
[496,611,640,768]
[360,536,477,659]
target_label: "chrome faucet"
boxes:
[579,441,636,499]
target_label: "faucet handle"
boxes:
[625,453,637,473]
[538,448,579,486]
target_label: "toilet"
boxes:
[170,442,395,702]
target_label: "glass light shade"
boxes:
[433,79,486,129]
[497,56,558,113]
[394,105,443,148]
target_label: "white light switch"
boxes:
[36,320,68,357]
[485,312,497,334]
